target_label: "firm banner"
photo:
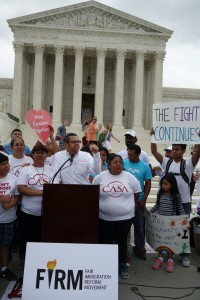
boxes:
[22,243,118,300]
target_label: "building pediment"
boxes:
[8,0,172,36]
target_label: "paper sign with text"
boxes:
[22,243,118,300]
[152,100,200,144]
[146,213,190,254]
[25,109,52,144]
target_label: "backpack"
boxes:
[165,158,189,185]
[165,158,195,196]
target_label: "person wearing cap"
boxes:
[17,141,52,263]
[3,128,31,155]
[86,117,98,145]
[118,130,150,166]
[164,146,173,158]
[51,133,101,184]
[0,153,20,281]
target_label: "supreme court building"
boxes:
[6,0,174,131]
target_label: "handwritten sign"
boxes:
[25,109,52,144]
[146,213,190,254]
[152,100,200,144]
[22,243,118,300]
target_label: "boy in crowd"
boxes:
[0,153,20,280]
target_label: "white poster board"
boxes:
[152,100,200,144]
[22,243,118,300]
[146,213,190,254]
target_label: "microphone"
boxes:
[51,157,71,184]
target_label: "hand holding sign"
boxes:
[25,109,52,144]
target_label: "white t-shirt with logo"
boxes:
[161,157,194,204]
[0,173,19,223]
[92,170,141,221]
[17,164,52,216]
[9,155,34,177]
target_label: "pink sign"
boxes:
[25,109,52,144]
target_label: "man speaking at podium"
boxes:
[51,133,101,184]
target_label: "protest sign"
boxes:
[22,243,118,300]
[146,213,190,255]
[25,109,52,144]
[152,100,200,144]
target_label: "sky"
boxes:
[0,0,199,89]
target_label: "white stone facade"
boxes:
[5,0,173,130]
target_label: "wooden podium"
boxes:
[41,184,99,243]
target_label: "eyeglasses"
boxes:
[93,119,97,121]
[69,140,81,144]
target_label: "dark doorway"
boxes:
[81,93,95,123]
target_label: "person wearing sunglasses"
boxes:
[51,133,101,184]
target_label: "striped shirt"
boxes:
[150,193,185,216]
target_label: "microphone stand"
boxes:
[51,157,71,184]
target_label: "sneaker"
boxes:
[126,255,131,267]
[0,267,17,281]
[152,258,163,270]
[135,251,147,260]
[181,254,190,267]
[119,263,129,279]
[166,260,174,273]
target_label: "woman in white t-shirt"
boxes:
[17,142,52,262]
[92,154,141,279]
[9,137,33,177]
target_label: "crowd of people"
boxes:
[0,118,200,281]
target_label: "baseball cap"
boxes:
[32,141,48,153]
[164,146,172,151]
[124,130,137,138]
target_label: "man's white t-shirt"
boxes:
[92,170,141,221]
[9,155,33,177]
[118,148,150,165]
[0,173,19,223]
[161,157,194,203]
[17,164,52,216]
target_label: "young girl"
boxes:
[150,172,185,272]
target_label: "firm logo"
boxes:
[36,260,83,290]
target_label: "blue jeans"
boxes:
[133,206,146,253]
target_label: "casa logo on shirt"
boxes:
[10,165,23,177]
[28,174,50,186]
[102,181,128,198]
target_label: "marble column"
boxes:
[95,48,106,124]
[32,44,44,110]
[113,49,126,128]
[71,46,85,127]
[52,46,65,125]
[12,42,24,120]
[144,60,154,129]
[129,60,136,128]
[153,52,165,103]
[133,51,145,128]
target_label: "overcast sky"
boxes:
[0,0,199,88]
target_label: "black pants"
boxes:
[99,218,133,264]
[18,210,41,260]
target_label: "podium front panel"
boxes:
[42,184,99,243]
